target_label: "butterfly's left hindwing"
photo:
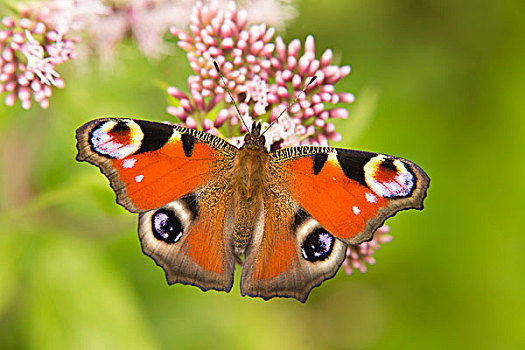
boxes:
[138,190,237,292]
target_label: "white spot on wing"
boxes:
[352,206,361,215]
[123,158,136,168]
[135,174,144,183]
[365,192,377,203]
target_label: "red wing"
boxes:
[271,147,430,245]
[77,118,239,292]
[242,146,429,302]
[76,118,237,212]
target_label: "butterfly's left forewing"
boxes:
[241,146,429,302]
[76,118,238,212]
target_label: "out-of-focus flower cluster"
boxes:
[0,7,76,109]
[167,0,354,149]
[343,226,392,275]
[1,0,298,110]
[39,0,297,59]
[40,0,186,59]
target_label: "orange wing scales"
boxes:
[137,193,235,293]
[285,156,387,241]
[76,118,236,212]
[113,141,216,211]
[184,197,230,274]
[184,222,225,274]
[252,206,296,280]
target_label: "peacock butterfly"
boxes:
[75,112,429,302]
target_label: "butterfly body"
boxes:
[76,117,429,302]
[230,126,268,254]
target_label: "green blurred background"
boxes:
[1,0,524,348]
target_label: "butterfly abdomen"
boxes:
[231,195,264,255]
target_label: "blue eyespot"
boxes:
[301,228,334,262]
[152,209,183,244]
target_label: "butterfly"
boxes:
[75,117,429,302]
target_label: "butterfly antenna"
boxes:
[213,61,251,133]
[261,75,317,137]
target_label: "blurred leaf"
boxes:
[338,85,380,145]
[89,181,125,215]
[0,233,20,317]
[153,78,182,111]
[20,232,159,350]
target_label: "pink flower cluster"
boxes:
[167,1,354,149]
[0,8,76,109]
[343,226,392,275]
[166,1,390,273]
